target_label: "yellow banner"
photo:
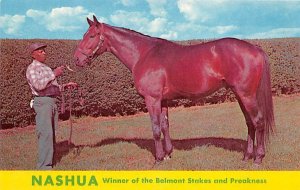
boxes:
[0,171,299,190]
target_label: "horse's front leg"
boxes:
[161,101,173,159]
[145,96,165,162]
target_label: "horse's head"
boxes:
[74,15,107,67]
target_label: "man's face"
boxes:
[32,48,46,63]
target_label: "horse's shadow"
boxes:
[54,137,247,164]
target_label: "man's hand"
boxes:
[53,66,65,77]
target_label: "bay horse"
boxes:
[74,16,275,165]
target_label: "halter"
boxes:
[79,33,105,62]
[92,34,105,55]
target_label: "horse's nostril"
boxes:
[74,57,81,66]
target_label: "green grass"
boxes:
[1,95,299,170]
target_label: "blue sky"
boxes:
[1,0,300,40]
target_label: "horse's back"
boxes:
[164,38,262,96]
[134,37,265,99]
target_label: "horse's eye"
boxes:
[90,35,95,38]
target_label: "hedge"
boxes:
[0,38,299,129]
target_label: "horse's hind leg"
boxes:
[161,101,173,159]
[235,91,265,164]
[235,97,255,161]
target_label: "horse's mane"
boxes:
[105,23,175,44]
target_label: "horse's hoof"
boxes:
[253,161,262,168]
[242,154,253,162]
[153,159,163,167]
[242,158,250,163]
[150,160,162,169]
[164,155,171,160]
[254,158,263,165]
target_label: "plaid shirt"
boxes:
[26,60,61,96]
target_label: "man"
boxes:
[26,43,77,170]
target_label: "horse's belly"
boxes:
[165,75,224,99]
[164,55,225,98]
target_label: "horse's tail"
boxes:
[257,51,275,143]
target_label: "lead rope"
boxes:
[68,86,73,146]
[61,85,84,146]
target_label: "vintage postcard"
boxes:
[1,0,299,189]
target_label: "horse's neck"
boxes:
[105,25,158,72]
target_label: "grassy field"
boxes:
[0,95,299,170]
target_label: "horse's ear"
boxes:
[93,15,99,24]
[92,15,103,28]
[87,17,93,26]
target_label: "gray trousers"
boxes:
[33,97,58,170]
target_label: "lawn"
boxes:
[0,95,299,170]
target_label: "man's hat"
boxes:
[29,43,47,54]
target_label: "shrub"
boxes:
[1,38,299,128]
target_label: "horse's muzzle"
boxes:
[74,50,92,67]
